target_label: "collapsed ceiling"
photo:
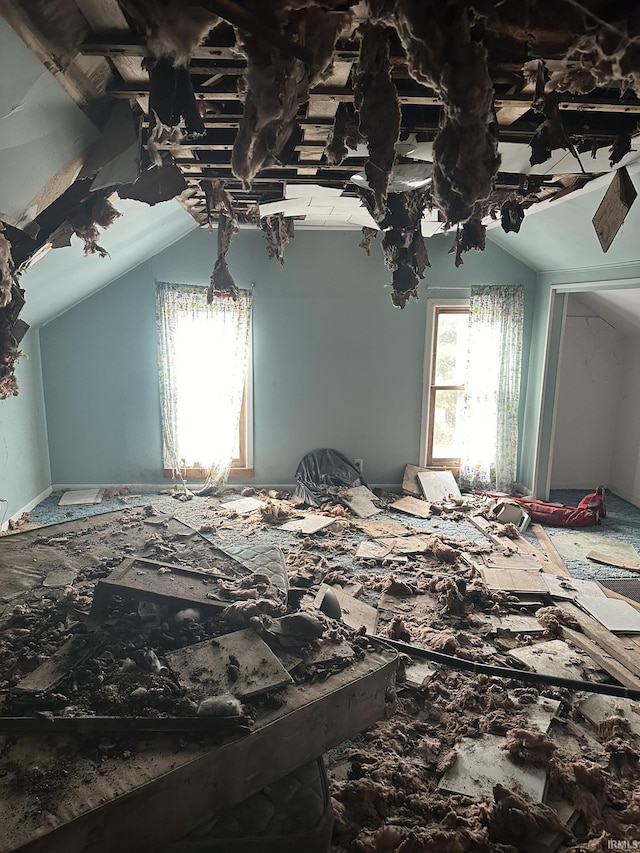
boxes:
[2,0,640,391]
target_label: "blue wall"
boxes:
[0,330,51,522]
[40,227,537,488]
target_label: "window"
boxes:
[157,284,253,488]
[425,306,469,471]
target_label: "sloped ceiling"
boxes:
[487,162,640,274]
[19,197,196,326]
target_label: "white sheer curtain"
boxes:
[157,283,252,496]
[459,285,524,493]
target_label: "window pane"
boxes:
[434,312,468,385]
[432,389,464,458]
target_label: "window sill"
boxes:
[163,467,254,480]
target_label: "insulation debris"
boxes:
[231,6,349,188]
[0,278,28,400]
[121,0,220,66]
[260,212,294,267]
[372,1,500,225]
[70,196,122,258]
[353,23,401,220]
[207,182,240,302]
[325,102,366,166]
[358,226,378,255]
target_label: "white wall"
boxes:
[610,334,640,505]
[550,295,625,490]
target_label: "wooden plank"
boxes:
[389,495,432,518]
[314,584,379,635]
[402,464,432,497]
[165,630,293,699]
[354,540,393,560]
[0,648,397,853]
[541,573,606,601]
[470,516,563,576]
[554,602,640,679]
[587,550,640,572]
[530,523,570,576]
[562,627,640,690]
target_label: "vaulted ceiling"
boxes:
[3,0,640,395]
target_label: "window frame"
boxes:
[162,306,254,480]
[420,299,469,474]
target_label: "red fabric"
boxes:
[514,498,598,527]
[473,487,604,528]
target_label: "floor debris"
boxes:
[2,487,640,853]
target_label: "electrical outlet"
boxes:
[354,459,364,475]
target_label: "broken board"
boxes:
[438,734,547,802]
[401,464,432,497]
[14,635,102,694]
[416,469,462,502]
[58,489,103,506]
[165,629,293,700]
[389,495,432,519]
[586,550,640,572]
[314,584,379,635]
[354,540,393,561]
[279,515,336,534]
[342,485,380,518]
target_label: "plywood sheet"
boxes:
[508,639,590,680]
[220,497,264,514]
[279,515,336,534]
[555,601,640,678]
[480,567,548,593]
[377,534,432,554]
[416,469,462,501]
[438,734,547,802]
[562,627,640,690]
[166,630,293,699]
[575,595,640,634]
[389,495,432,518]
[58,489,103,506]
[510,694,561,732]
[314,584,378,635]
[403,660,437,687]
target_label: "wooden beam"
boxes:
[555,601,640,679]
[562,627,640,691]
[108,82,640,114]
